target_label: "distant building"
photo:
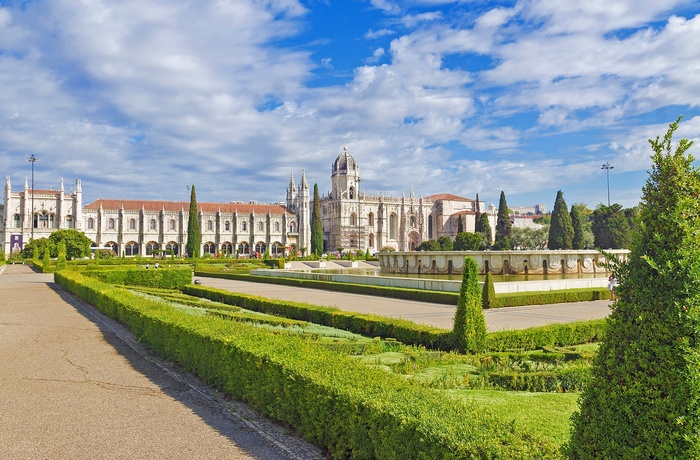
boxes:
[509,204,547,215]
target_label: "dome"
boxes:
[332,146,358,172]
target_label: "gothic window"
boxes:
[289,222,296,233]
[207,220,213,232]
[242,221,247,232]
[428,216,434,239]
[150,219,157,230]
[203,242,216,254]
[13,214,21,228]
[258,221,264,232]
[389,214,397,240]
[66,216,74,229]
[129,218,136,230]
[166,242,179,256]
[87,218,94,230]
[125,241,139,256]
[349,186,355,199]
[238,242,249,255]
[368,212,374,227]
[146,242,159,255]
[350,213,357,226]
[37,212,49,228]
[224,221,230,232]
[108,218,115,230]
[105,242,118,253]
[274,221,280,232]
[271,242,282,256]
[369,233,375,248]
[255,242,266,254]
[221,242,232,256]
[410,215,416,228]
[169,219,176,231]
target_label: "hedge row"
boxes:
[55,271,559,458]
[183,284,606,352]
[480,365,590,392]
[183,284,456,351]
[195,271,610,308]
[83,267,193,289]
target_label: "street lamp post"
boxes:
[27,155,38,241]
[601,162,614,206]
[357,177,362,253]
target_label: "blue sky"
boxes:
[2,0,700,211]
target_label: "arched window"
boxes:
[87,218,94,230]
[255,242,266,254]
[13,214,21,228]
[66,216,74,229]
[349,186,355,199]
[242,221,247,232]
[289,222,296,233]
[271,242,282,256]
[125,241,139,256]
[369,233,375,248]
[410,215,416,228]
[238,242,249,255]
[105,242,118,253]
[224,221,230,232]
[203,242,216,254]
[207,220,213,231]
[37,212,49,228]
[221,242,233,256]
[146,242,159,255]
[166,242,179,256]
[389,214,397,239]
[108,218,115,230]
[428,216,434,239]
[274,221,280,232]
[350,213,357,226]
[150,219,156,230]
[368,212,374,227]
[129,218,136,230]
[258,221,264,232]
[169,219,176,231]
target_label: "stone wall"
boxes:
[378,250,630,275]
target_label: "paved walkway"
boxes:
[197,277,612,332]
[0,264,324,460]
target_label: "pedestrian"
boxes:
[608,274,617,301]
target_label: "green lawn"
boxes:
[447,389,580,448]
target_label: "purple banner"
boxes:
[10,234,23,252]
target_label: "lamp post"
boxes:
[601,162,613,206]
[357,177,362,253]
[27,154,38,241]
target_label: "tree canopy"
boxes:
[311,183,324,257]
[493,191,512,250]
[185,185,201,258]
[548,190,573,249]
[592,203,632,249]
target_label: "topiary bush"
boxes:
[453,257,487,353]
[482,271,496,309]
[567,117,700,458]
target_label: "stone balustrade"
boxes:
[378,249,630,275]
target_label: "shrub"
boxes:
[453,257,487,353]
[482,271,496,309]
[84,267,192,289]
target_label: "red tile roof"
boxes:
[84,199,291,215]
[424,193,474,202]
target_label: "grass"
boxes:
[448,389,580,448]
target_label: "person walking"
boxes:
[608,275,617,301]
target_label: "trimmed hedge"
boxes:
[196,271,610,307]
[183,284,456,351]
[84,267,193,289]
[482,366,590,392]
[55,270,559,458]
[184,284,605,352]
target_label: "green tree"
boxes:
[454,232,482,251]
[453,257,487,353]
[482,271,497,309]
[548,190,573,249]
[311,183,324,257]
[592,203,631,249]
[55,241,67,271]
[416,239,441,251]
[48,229,91,260]
[437,235,453,251]
[186,185,201,258]
[457,214,464,233]
[42,247,51,273]
[477,213,492,249]
[570,204,585,249]
[493,191,512,250]
[474,193,481,233]
[568,117,700,458]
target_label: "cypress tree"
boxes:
[548,190,573,249]
[311,183,324,257]
[570,204,585,249]
[568,118,700,458]
[493,191,512,250]
[457,215,464,233]
[42,247,51,273]
[185,185,201,258]
[482,271,497,309]
[453,257,487,353]
[478,213,492,249]
[56,241,67,271]
[474,193,481,233]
